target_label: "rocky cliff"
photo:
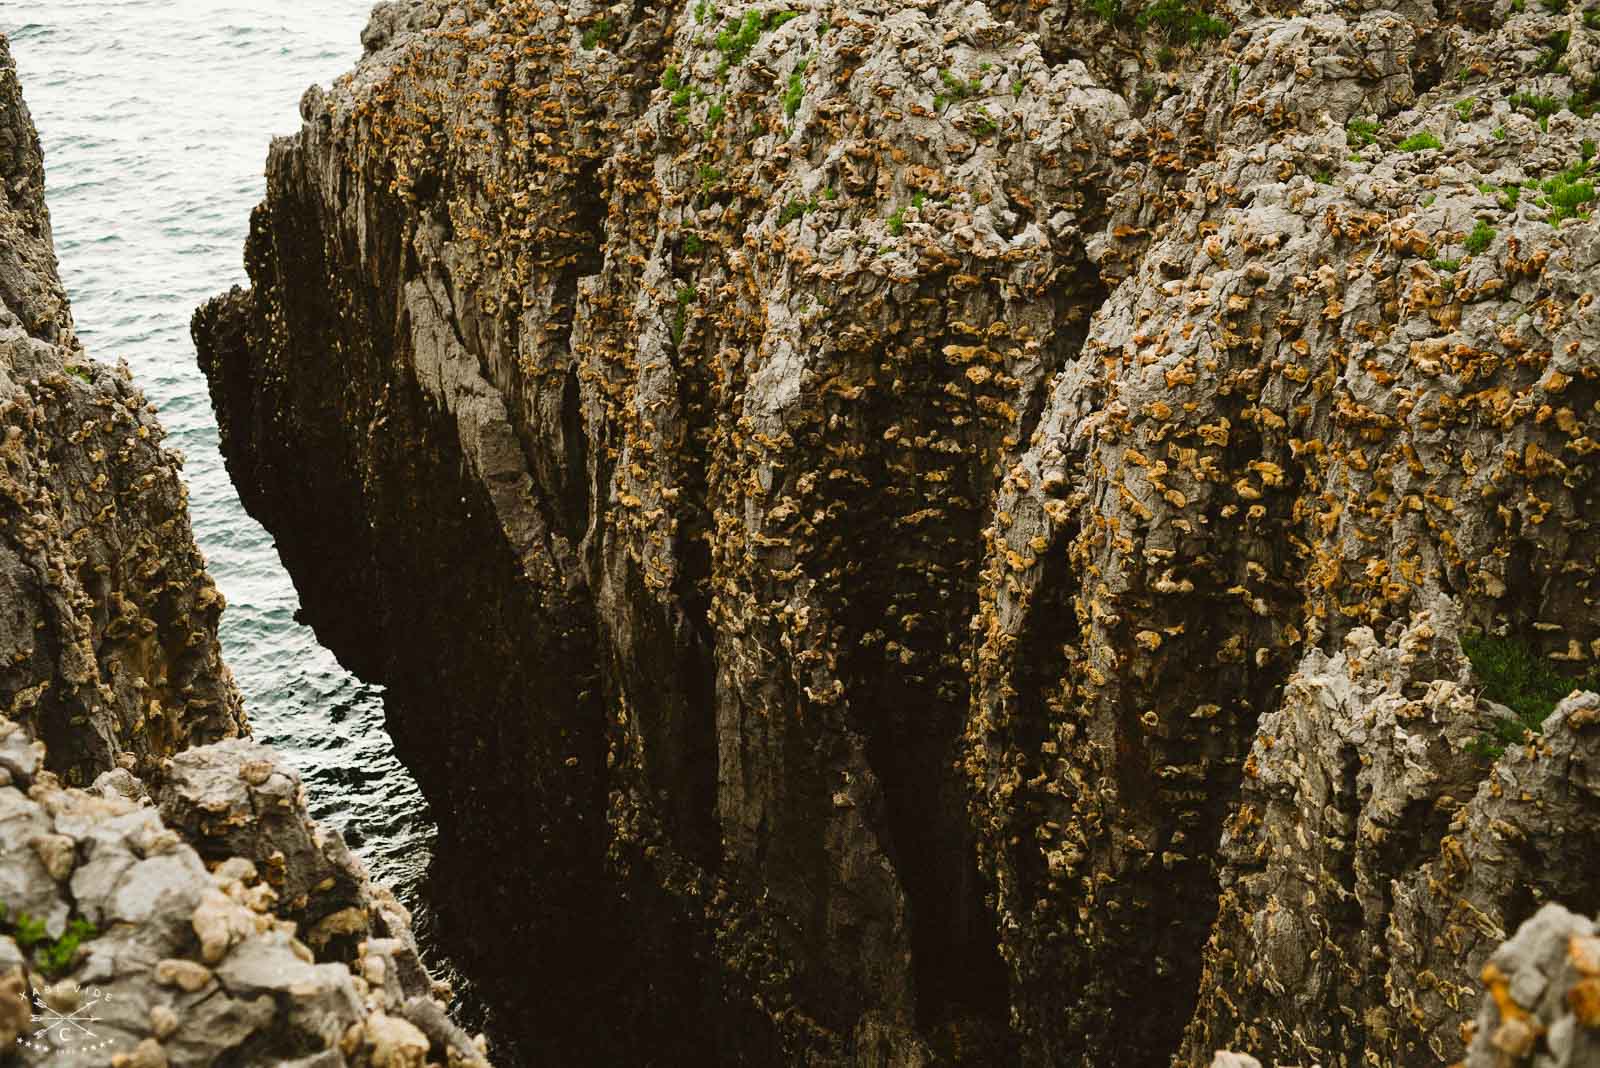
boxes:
[1,32,484,1067]
[193,0,1600,1063]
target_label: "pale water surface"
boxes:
[3,1,435,906]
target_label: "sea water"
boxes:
[4,1,436,909]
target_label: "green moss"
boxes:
[706,99,727,127]
[714,9,797,74]
[662,65,683,92]
[1539,30,1571,72]
[580,17,614,49]
[1500,181,1522,208]
[1455,96,1477,121]
[973,105,998,137]
[671,285,698,346]
[782,58,807,118]
[1464,219,1495,254]
[1463,632,1600,756]
[0,903,96,978]
[1430,256,1461,271]
[1534,143,1597,223]
[1510,90,1562,119]
[778,198,817,225]
[1399,130,1443,151]
[1135,0,1231,43]
[1346,118,1379,148]
[64,364,92,383]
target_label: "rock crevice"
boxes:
[195,0,1600,1063]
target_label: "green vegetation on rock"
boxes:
[0,903,97,978]
[1464,632,1600,757]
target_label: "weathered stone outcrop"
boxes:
[194,0,1600,1062]
[1462,903,1600,1067]
[0,719,488,1067]
[0,36,243,783]
[1,31,486,1067]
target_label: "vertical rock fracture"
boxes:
[193,0,1600,1063]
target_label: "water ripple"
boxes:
[4,2,435,908]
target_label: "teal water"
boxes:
[4,3,436,906]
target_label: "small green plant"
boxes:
[1135,0,1232,43]
[973,105,998,136]
[1400,130,1444,151]
[1534,142,1597,223]
[706,99,727,127]
[64,364,92,383]
[1493,125,1507,140]
[1013,79,1026,98]
[696,0,711,23]
[1313,168,1333,184]
[1462,632,1600,757]
[698,164,723,192]
[1464,219,1495,254]
[783,58,807,118]
[662,65,683,92]
[1586,4,1600,26]
[1541,0,1569,12]
[1538,29,1571,73]
[683,233,704,254]
[1089,0,1123,20]
[778,198,817,225]
[1509,90,1562,119]
[1347,118,1379,148]
[1422,193,1437,207]
[1230,64,1241,92]
[1430,256,1461,271]
[714,9,797,76]
[1512,0,1526,10]
[888,204,908,235]
[671,285,697,346]
[940,67,981,99]
[823,186,838,200]
[0,904,96,978]
[581,17,614,49]
[1455,96,1477,121]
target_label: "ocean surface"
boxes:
[3,2,436,907]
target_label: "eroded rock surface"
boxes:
[0,38,244,783]
[1,29,484,1068]
[0,720,486,1068]
[194,0,1600,1062]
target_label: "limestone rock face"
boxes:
[0,724,487,1068]
[0,37,244,783]
[1,31,485,1068]
[1463,903,1600,1068]
[193,0,1600,1062]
